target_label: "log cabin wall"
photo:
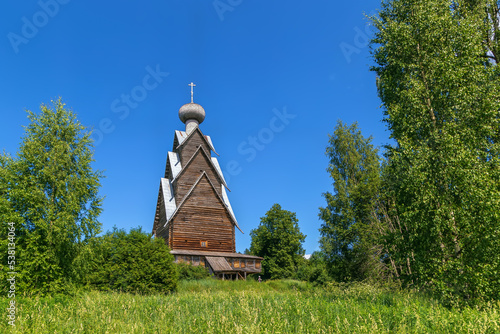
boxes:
[170,176,235,252]
[173,151,222,203]
[177,130,212,166]
[171,210,235,252]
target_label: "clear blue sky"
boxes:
[1,0,388,254]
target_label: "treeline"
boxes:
[0,100,188,295]
[1,0,499,308]
[365,0,500,307]
[249,0,500,307]
[331,0,500,306]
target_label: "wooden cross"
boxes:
[189,82,196,103]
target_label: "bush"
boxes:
[176,262,211,281]
[295,252,331,286]
[83,227,177,294]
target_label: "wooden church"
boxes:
[152,83,262,280]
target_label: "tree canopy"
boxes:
[250,204,306,280]
[0,99,103,294]
[370,0,500,305]
[319,120,383,282]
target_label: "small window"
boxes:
[256,261,261,269]
[234,259,240,268]
[200,241,208,247]
[241,260,246,268]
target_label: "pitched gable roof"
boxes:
[175,127,219,156]
[170,171,243,233]
[152,178,176,233]
[173,145,229,190]
[164,151,182,179]
[221,185,238,226]
[211,157,227,185]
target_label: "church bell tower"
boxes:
[152,83,262,280]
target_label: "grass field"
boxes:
[0,279,499,333]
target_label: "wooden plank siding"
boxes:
[177,173,222,208]
[171,205,235,252]
[177,130,212,166]
[157,174,236,252]
[171,222,235,253]
[173,149,223,203]
[170,172,235,253]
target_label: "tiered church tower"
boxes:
[152,83,261,280]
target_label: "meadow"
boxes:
[0,279,499,333]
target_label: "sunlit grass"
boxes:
[0,279,499,333]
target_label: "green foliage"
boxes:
[176,262,211,281]
[83,227,177,294]
[295,252,331,286]
[250,204,306,279]
[371,0,500,305]
[319,120,384,282]
[0,99,103,294]
[1,281,499,333]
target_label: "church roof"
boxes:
[168,152,182,179]
[170,249,262,259]
[205,256,233,272]
[173,145,229,190]
[211,157,227,185]
[175,128,219,155]
[152,178,177,233]
[160,178,176,221]
[221,185,238,226]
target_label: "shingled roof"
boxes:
[205,256,233,272]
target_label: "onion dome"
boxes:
[178,102,205,125]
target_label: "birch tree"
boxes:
[371,0,500,305]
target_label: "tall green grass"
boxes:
[0,280,498,333]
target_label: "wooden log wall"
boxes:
[177,131,211,166]
[173,152,222,203]
[171,205,235,253]
[156,127,239,254]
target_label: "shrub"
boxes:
[83,227,177,294]
[176,262,211,281]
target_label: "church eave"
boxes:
[175,127,219,156]
[172,145,230,190]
